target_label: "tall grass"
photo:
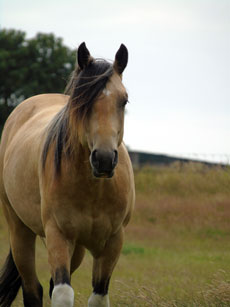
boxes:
[121,163,230,306]
[134,162,230,198]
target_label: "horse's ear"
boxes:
[114,44,128,75]
[77,42,93,70]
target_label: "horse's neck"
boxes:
[66,141,91,178]
[58,106,92,181]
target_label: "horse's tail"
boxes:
[0,250,22,307]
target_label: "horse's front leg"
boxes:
[45,220,75,307]
[88,229,124,307]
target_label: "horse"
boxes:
[0,42,135,307]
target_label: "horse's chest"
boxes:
[60,198,125,233]
[55,191,127,254]
[49,175,131,254]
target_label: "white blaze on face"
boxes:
[51,284,74,307]
[88,293,110,307]
[103,89,111,96]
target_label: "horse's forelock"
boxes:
[69,60,113,121]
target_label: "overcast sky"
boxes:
[1,0,230,163]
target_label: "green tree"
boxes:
[0,29,27,105]
[23,33,76,97]
[0,29,76,133]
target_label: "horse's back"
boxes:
[0,94,68,150]
[0,94,68,234]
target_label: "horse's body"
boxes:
[0,43,135,307]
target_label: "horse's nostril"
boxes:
[92,150,97,160]
[112,150,118,167]
[91,150,99,168]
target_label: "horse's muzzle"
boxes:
[90,149,118,178]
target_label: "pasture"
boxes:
[1,163,230,306]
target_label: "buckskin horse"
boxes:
[0,43,135,307]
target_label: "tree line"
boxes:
[0,29,76,134]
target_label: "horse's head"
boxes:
[88,70,128,178]
[70,43,128,178]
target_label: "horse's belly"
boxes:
[3,133,44,236]
[3,169,44,236]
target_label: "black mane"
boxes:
[42,59,113,174]
[69,60,113,120]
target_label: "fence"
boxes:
[128,151,230,167]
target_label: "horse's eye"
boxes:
[121,100,128,108]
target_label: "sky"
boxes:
[1,0,230,163]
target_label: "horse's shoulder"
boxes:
[1,94,69,146]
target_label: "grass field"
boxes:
[1,163,230,306]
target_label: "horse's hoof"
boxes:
[51,284,74,307]
[88,293,110,307]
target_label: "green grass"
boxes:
[1,163,230,306]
